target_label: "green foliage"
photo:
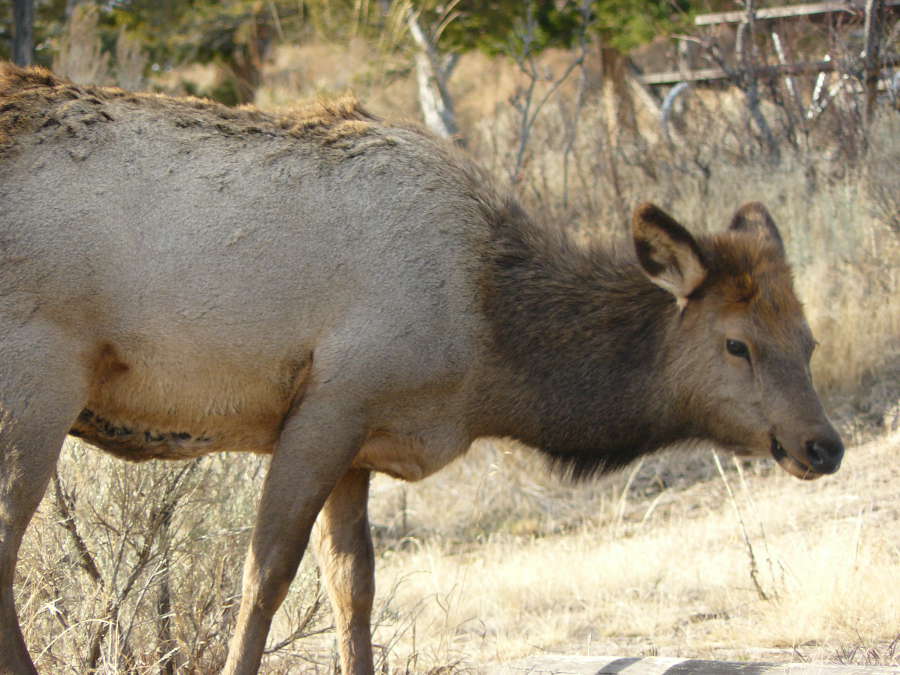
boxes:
[593,0,694,52]
[108,0,282,67]
[1,0,694,100]
[431,0,694,57]
[109,1,305,102]
[105,0,187,63]
[434,1,585,56]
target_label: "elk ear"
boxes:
[632,203,707,308]
[729,202,785,256]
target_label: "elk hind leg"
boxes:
[312,468,375,675]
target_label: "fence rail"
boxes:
[694,0,900,25]
[639,54,900,85]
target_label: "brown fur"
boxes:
[0,63,379,156]
[0,64,842,675]
[703,232,807,346]
[471,199,833,480]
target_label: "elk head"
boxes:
[633,202,844,480]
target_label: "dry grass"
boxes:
[19,431,900,672]
[360,432,900,671]
[12,30,900,674]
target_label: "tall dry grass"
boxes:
[13,26,900,674]
[53,4,147,89]
[363,433,900,670]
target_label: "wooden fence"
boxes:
[638,0,898,87]
[640,54,900,85]
[632,0,897,128]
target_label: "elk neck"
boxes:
[471,199,699,477]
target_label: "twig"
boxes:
[695,17,779,161]
[862,0,885,124]
[263,573,326,654]
[771,31,803,115]
[267,0,284,42]
[87,511,159,669]
[52,471,103,586]
[661,81,691,146]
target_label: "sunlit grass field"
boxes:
[360,432,900,671]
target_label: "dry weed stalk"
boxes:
[53,4,110,86]
[51,472,102,587]
[614,458,644,537]
[711,449,771,602]
[835,632,900,667]
[732,456,784,598]
[115,27,147,91]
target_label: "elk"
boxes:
[0,64,843,675]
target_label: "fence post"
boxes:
[863,0,885,123]
[736,0,780,160]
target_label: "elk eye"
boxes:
[726,339,750,360]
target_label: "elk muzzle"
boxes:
[770,430,844,480]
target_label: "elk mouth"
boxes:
[770,435,822,481]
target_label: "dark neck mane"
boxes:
[476,200,695,478]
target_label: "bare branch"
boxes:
[263,574,327,654]
[52,472,103,587]
[87,461,201,669]
[509,1,586,185]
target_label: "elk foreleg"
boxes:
[312,468,375,675]
[0,420,71,675]
[223,393,366,675]
[0,328,86,675]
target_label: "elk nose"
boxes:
[805,438,844,474]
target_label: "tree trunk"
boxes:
[407,11,462,144]
[13,0,35,67]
